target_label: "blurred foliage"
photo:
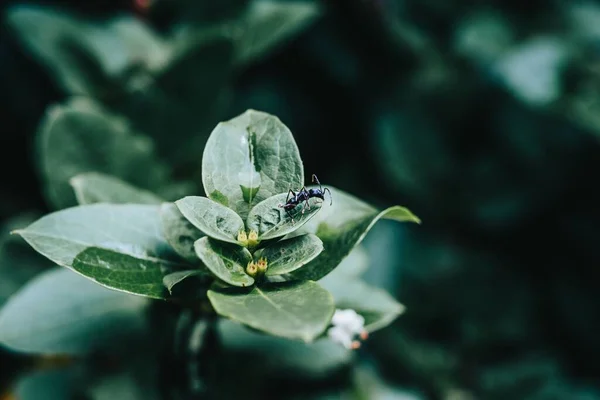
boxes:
[1,0,600,399]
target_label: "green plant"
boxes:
[0,109,418,357]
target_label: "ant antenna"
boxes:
[312,174,332,206]
[324,187,332,206]
[312,174,322,189]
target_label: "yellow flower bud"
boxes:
[246,261,258,277]
[256,257,268,274]
[237,230,248,246]
[247,230,260,248]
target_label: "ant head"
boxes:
[308,188,324,200]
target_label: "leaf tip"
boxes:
[68,174,83,188]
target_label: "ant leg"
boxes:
[286,189,296,203]
[286,209,295,225]
[279,189,296,208]
[301,187,312,211]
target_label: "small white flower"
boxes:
[327,326,354,349]
[327,309,367,350]
[331,309,365,335]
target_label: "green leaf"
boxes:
[116,31,233,166]
[96,15,170,75]
[70,172,163,205]
[194,237,253,287]
[175,196,245,244]
[5,5,110,96]
[207,280,334,342]
[218,319,351,380]
[0,268,148,354]
[202,109,304,219]
[0,213,49,306]
[5,5,170,97]
[324,245,369,280]
[246,193,322,240]
[234,1,322,67]
[36,98,169,209]
[257,234,323,276]
[15,204,186,299]
[15,368,79,400]
[160,202,204,263]
[289,187,420,281]
[72,247,172,299]
[319,276,405,333]
[163,269,208,294]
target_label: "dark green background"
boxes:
[2,0,600,398]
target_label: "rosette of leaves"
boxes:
[0,110,419,356]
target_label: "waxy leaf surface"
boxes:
[15,204,185,299]
[208,280,334,342]
[202,110,303,219]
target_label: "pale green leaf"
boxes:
[202,109,303,219]
[14,204,186,299]
[36,98,168,209]
[162,269,208,294]
[14,368,78,400]
[323,245,369,280]
[319,276,405,333]
[218,319,351,379]
[5,5,109,96]
[119,32,233,165]
[246,193,322,240]
[176,196,244,244]
[289,186,419,281]
[194,237,254,287]
[208,280,334,342]
[257,233,323,276]
[0,268,148,354]
[70,172,163,205]
[235,1,322,67]
[0,213,48,306]
[160,202,204,263]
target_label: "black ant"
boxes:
[278,174,332,223]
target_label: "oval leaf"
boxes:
[70,172,163,205]
[5,5,108,96]
[202,109,304,219]
[323,245,369,280]
[14,204,186,299]
[163,270,209,295]
[319,276,405,333]
[289,187,420,281]
[72,247,172,299]
[208,280,334,342]
[194,237,254,287]
[36,98,168,209]
[128,33,234,165]
[0,268,148,354]
[176,196,245,244]
[160,202,204,263]
[0,213,49,306]
[235,1,322,67]
[246,193,322,240]
[218,319,351,380]
[257,234,323,276]
[14,367,79,400]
